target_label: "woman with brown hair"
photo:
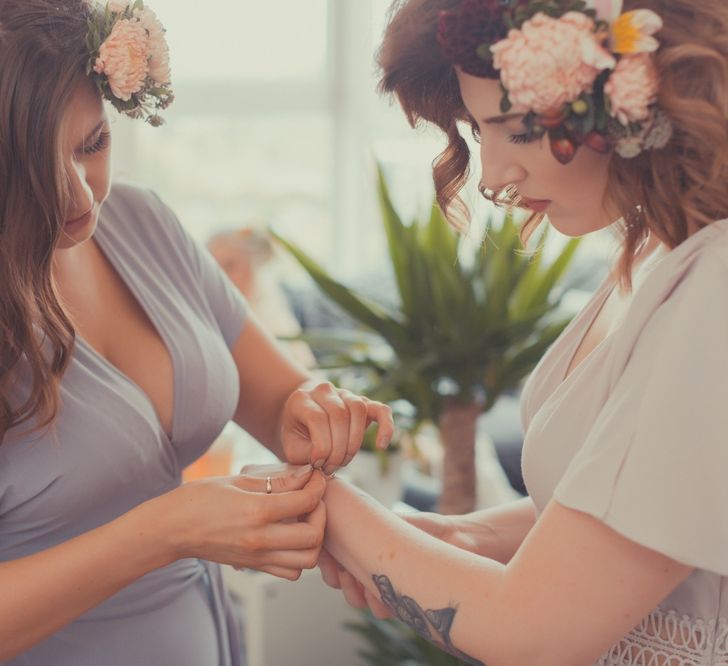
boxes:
[318,1,728,664]
[0,1,393,664]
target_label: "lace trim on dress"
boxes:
[597,608,728,665]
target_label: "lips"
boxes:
[520,197,551,213]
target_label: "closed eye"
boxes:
[508,132,536,145]
[83,130,111,155]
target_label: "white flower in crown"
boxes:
[588,0,663,54]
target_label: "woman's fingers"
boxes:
[284,388,333,467]
[339,397,395,468]
[236,562,304,581]
[364,398,395,450]
[364,587,394,619]
[280,382,395,474]
[307,383,350,473]
[253,471,326,523]
[234,463,314,494]
[317,548,343,589]
[256,565,304,581]
[338,568,368,609]
[337,389,369,469]
[247,516,323,551]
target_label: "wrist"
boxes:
[126,494,182,569]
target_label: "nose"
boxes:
[66,159,94,220]
[478,140,527,195]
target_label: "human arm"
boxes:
[145,190,393,472]
[318,497,537,615]
[402,496,537,564]
[0,467,325,661]
[322,478,692,666]
[230,311,394,472]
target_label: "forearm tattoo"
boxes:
[372,574,486,666]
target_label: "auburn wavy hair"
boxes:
[0,0,92,443]
[377,0,728,291]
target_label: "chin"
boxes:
[543,211,610,238]
[57,210,100,249]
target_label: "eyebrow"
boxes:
[482,113,524,124]
[75,119,106,152]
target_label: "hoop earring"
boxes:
[478,182,522,209]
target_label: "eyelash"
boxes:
[508,132,535,145]
[467,122,535,147]
[84,130,111,155]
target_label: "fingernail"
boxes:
[313,459,325,470]
[294,464,313,477]
[324,465,337,477]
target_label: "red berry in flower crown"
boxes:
[438,0,671,164]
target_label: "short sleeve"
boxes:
[554,250,728,575]
[146,190,249,349]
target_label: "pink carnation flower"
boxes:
[491,12,616,115]
[605,53,659,125]
[135,7,171,85]
[93,19,149,101]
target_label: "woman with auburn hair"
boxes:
[0,0,393,664]
[318,1,728,664]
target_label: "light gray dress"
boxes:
[0,184,248,666]
[521,219,728,664]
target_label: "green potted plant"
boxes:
[274,165,582,514]
[346,611,469,666]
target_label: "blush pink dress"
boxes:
[521,220,728,665]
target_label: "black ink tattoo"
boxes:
[372,574,486,666]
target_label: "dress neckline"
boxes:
[560,277,617,384]
[75,221,179,443]
[561,232,672,384]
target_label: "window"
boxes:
[110,0,608,282]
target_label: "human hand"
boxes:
[280,382,394,476]
[318,548,393,619]
[318,511,486,617]
[401,511,484,554]
[152,465,326,580]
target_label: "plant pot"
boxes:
[415,419,522,513]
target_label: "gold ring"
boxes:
[265,476,272,494]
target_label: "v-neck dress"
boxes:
[521,219,728,664]
[0,184,248,666]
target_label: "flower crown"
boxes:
[437,0,673,164]
[86,0,174,126]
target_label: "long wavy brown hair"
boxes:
[0,0,92,442]
[378,0,728,291]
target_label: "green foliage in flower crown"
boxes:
[503,0,596,29]
[85,0,174,126]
